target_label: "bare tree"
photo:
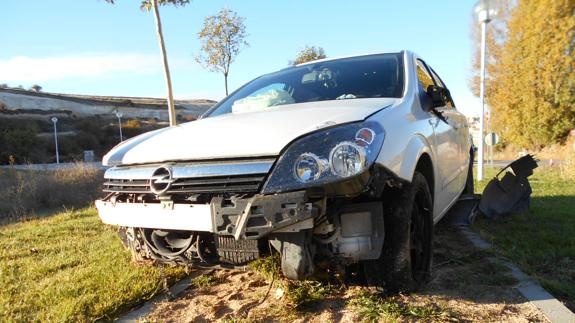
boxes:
[291,46,327,66]
[196,8,248,96]
[105,0,189,126]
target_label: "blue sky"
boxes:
[1,0,481,116]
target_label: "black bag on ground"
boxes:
[478,155,538,218]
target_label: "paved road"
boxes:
[474,159,560,168]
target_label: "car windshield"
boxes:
[206,53,404,117]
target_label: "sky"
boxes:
[1,0,482,117]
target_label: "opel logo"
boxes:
[149,166,175,195]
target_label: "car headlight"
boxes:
[262,121,385,194]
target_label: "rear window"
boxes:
[207,53,404,117]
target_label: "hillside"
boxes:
[0,87,216,165]
[0,87,215,120]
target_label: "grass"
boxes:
[248,254,281,281]
[473,166,575,310]
[249,254,340,310]
[190,273,220,289]
[0,164,103,223]
[349,289,456,322]
[282,280,340,309]
[0,208,186,321]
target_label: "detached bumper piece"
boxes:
[211,191,316,240]
[478,154,539,218]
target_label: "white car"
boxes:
[96,51,473,291]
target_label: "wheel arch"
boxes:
[397,134,435,184]
[414,153,434,201]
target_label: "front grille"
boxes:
[103,173,267,194]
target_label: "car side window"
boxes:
[416,60,435,93]
[427,66,456,109]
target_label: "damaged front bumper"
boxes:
[95,190,317,238]
[95,165,400,278]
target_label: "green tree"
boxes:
[196,8,248,96]
[290,46,327,66]
[105,0,189,126]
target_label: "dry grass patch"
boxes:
[0,164,102,223]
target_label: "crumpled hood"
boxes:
[103,98,397,166]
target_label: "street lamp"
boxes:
[116,111,123,142]
[474,0,497,181]
[51,116,60,164]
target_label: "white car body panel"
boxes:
[103,98,397,166]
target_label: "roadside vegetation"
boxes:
[0,164,103,224]
[474,166,575,311]
[0,208,186,321]
[0,116,165,165]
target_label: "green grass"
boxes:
[190,273,220,289]
[350,289,455,322]
[282,280,340,309]
[248,254,281,281]
[0,208,186,321]
[249,254,339,310]
[473,166,575,309]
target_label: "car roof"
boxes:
[293,50,409,67]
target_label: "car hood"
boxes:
[103,98,397,166]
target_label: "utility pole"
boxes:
[474,0,497,181]
[116,111,124,142]
[51,117,60,164]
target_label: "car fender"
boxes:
[397,134,434,183]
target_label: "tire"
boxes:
[364,171,433,292]
[462,148,475,195]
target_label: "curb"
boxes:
[459,226,575,323]
[117,277,192,322]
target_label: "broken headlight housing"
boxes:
[262,120,385,194]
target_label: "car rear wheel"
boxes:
[364,171,433,292]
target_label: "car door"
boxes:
[427,65,470,192]
[415,59,463,215]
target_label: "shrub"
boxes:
[123,119,141,129]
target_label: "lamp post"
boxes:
[116,111,123,142]
[474,0,497,181]
[51,116,60,164]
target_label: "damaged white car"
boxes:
[96,51,473,291]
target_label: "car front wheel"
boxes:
[364,171,433,292]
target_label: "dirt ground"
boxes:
[144,222,548,322]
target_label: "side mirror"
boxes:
[426,85,448,108]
